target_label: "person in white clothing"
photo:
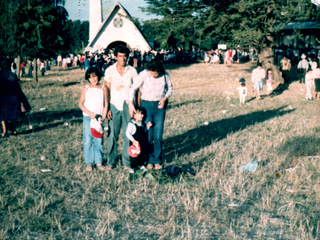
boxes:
[78,67,108,171]
[297,54,309,84]
[251,63,266,99]
[104,45,138,172]
[266,69,275,95]
[237,82,247,104]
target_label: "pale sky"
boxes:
[64,0,157,21]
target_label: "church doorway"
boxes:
[107,41,131,50]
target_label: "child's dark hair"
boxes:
[85,67,103,82]
[267,68,272,72]
[241,82,246,87]
[257,62,262,67]
[134,105,143,113]
[132,105,144,119]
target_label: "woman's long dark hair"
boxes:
[145,59,165,75]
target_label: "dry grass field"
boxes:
[0,61,319,239]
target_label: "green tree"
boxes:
[141,0,203,49]
[65,20,89,55]
[0,0,69,80]
[219,0,320,83]
[142,0,320,83]
[17,0,69,59]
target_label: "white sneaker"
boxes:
[140,166,147,171]
[129,168,135,174]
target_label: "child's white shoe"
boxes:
[124,165,135,174]
[140,166,147,171]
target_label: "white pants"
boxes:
[240,94,246,103]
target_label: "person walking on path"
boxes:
[104,45,138,171]
[251,63,266,100]
[312,62,320,100]
[305,63,315,100]
[280,56,291,83]
[297,54,309,84]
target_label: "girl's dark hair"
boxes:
[132,105,144,119]
[145,59,165,75]
[134,105,144,114]
[85,67,103,82]
[114,45,130,57]
[266,68,272,72]
[241,82,246,87]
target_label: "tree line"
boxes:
[0,0,88,80]
[140,0,320,83]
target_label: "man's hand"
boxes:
[107,110,112,120]
[129,102,136,118]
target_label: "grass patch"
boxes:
[0,63,319,239]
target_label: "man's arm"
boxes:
[106,81,112,120]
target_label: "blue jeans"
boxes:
[254,78,263,91]
[83,116,104,165]
[107,103,131,166]
[141,100,166,165]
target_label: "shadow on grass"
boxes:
[276,134,320,169]
[167,100,203,109]
[271,83,290,97]
[63,81,81,87]
[163,106,295,165]
[16,109,82,134]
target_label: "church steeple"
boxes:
[89,0,102,42]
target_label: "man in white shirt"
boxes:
[252,63,266,99]
[104,45,138,170]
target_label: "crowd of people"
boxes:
[275,44,320,100]
[55,47,201,75]
[204,49,250,65]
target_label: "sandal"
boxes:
[86,164,92,171]
[147,164,153,170]
[155,164,162,170]
[106,165,112,170]
[96,164,106,171]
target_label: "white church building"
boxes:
[86,0,151,54]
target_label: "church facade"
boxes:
[86,0,151,53]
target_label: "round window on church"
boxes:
[113,17,123,28]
